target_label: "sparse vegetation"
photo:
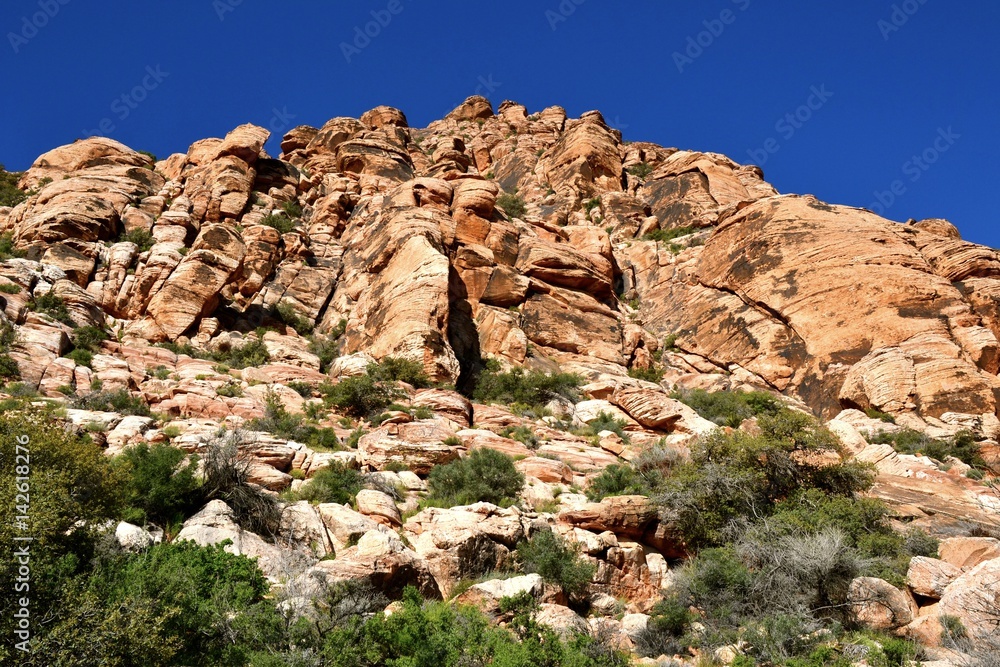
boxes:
[426,448,524,508]
[627,162,654,179]
[292,461,362,505]
[28,291,74,326]
[0,165,27,208]
[473,359,581,409]
[260,212,296,233]
[671,387,782,428]
[870,428,983,468]
[273,301,314,335]
[208,337,270,369]
[515,529,596,597]
[119,227,155,252]
[496,191,527,218]
[642,225,696,243]
[73,388,151,416]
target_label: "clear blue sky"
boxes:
[2,1,997,246]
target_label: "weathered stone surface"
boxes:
[937,558,1000,641]
[938,537,1000,569]
[356,489,402,527]
[906,557,962,599]
[848,577,917,630]
[358,421,460,474]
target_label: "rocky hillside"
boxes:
[1,97,999,665]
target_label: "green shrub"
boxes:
[72,325,109,352]
[321,373,402,418]
[0,231,25,260]
[293,461,361,505]
[582,411,631,442]
[261,213,296,233]
[869,428,983,467]
[628,365,664,383]
[426,448,524,507]
[73,388,151,416]
[584,197,602,213]
[65,347,94,368]
[280,200,303,218]
[287,380,314,398]
[216,381,244,398]
[320,587,628,667]
[120,228,155,252]
[113,442,201,526]
[0,322,20,381]
[210,338,270,369]
[368,356,431,388]
[472,359,581,408]
[642,225,696,243]
[0,165,27,207]
[515,529,596,596]
[29,290,74,326]
[496,192,527,218]
[671,387,782,428]
[0,282,21,294]
[309,329,343,374]
[248,390,322,444]
[63,540,275,667]
[655,409,875,548]
[586,464,642,501]
[627,162,654,179]
[273,301,314,335]
[500,424,540,449]
[635,596,696,658]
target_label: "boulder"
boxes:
[847,577,917,630]
[938,537,1000,569]
[906,556,962,599]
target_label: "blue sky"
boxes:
[2,0,997,246]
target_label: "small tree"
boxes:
[426,448,524,507]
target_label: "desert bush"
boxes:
[671,387,783,428]
[29,290,74,325]
[627,162,654,179]
[66,347,94,368]
[473,358,581,407]
[581,411,631,442]
[201,433,283,538]
[287,380,314,398]
[216,381,244,398]
[320,586,628,667]
[261,213,296,233]
[293,461,362,506]
[515,529,596,597]
[870,428,984,467]
[72,325,109,353]
[59,540,278,667]
[73,388,151,416]
[426,448,524,507]
[0,165,27,207]
[210,338,271,369]
[628,365,664,383]
[642,225,696,243]
[113,442,201,526]
[280,200,303,218]
[120,228,155,252]
[655,409,874,548]
[321,373,402,418]
[496,191,527,218]
[500,424,540,449]
[273,301,314,336]
[368,356,431,388]
[0,321,20,380]
[585,464,642,501]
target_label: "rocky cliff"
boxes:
[2,97,1000,663]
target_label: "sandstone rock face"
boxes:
[848,577,917,630]
[937,558,1000,641]
[906,557,962,599]
[7,99,1000,658]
